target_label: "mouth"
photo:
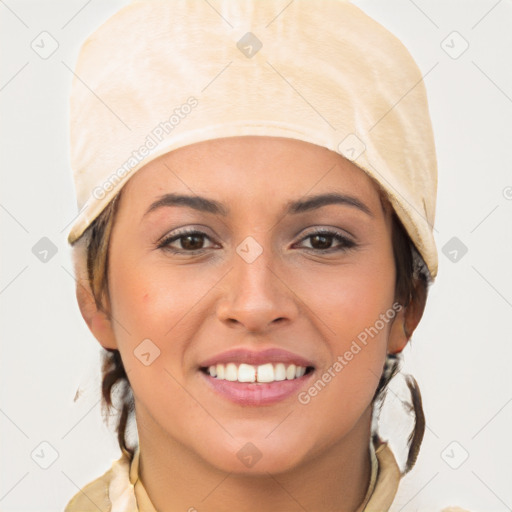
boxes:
[200,362,315,383]
[198,348,316,406]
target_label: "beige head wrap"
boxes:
[67,0,438,279]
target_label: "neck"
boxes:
[136,407,373,512]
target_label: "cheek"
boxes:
[297,245,395,427]
[107,263,212,429]
[108,259,224,382]
[109,259,209,340]
[307,247,396,349]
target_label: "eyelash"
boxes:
[157,227,357,254]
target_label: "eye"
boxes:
[157,228,216,253]
[296,229,356,252]
[157,227,357,255]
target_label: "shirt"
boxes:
[64,438,467,512]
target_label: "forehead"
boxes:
[120,136,389,217]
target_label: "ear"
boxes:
[387,279,427,354]
[72,243,118,350]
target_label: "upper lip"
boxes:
[198,348,315,369]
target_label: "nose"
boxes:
[216,244,299,334]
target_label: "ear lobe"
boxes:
[73,245,118,350]
[388,280,428,354]
[75,281,118,350]
[387,305,409,355]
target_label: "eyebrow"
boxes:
[143,192,374,219]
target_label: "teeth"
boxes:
[205,362,309,383]
[257,363,274,383]
[225,362,238,381]
[274,363,286,381]
[238,363,256,382]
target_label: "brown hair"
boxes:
[72,183,432,473]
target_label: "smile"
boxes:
[198,348,316,406]
[203,362,311,383]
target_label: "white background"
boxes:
[1,1,511,511]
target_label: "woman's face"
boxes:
[102,136,402,474]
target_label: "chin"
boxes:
[196,432,311,476]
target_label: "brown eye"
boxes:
[158,229,216,253]
[309,233,333,250]
[298,229,356,252]
[179,233,206,250]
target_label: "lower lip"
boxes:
[200,370,314,406]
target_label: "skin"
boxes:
[75,136,424,512]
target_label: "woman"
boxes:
[64,1,462,510]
